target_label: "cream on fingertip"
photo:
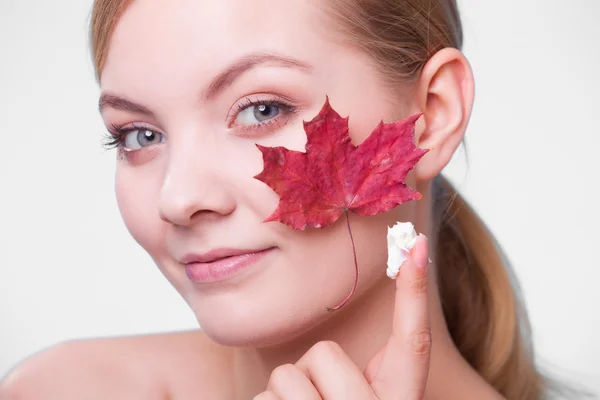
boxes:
[385,221,420,279]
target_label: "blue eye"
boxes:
[235,103,282,125]
[122,129,164,150]
[104,125,165,151]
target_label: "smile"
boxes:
[183,247,276,283]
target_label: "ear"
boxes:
[410,48,475,182]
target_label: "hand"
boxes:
[253,235,431,400]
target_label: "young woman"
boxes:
[1,0,549,398]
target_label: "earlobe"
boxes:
[411,48,475,182]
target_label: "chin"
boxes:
[190,299,325,348]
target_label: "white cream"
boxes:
[386,221,418,279]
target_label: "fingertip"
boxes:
[393,235,428,285]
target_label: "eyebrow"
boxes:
[98,94,155,117]
[203,52,313,100]
[98,52,312,115]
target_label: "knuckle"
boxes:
[311,340,342,359]
[269,363,297,385]
[407,329,432,359]
[253,391,279,400]
[313,340,342,354]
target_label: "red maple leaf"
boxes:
[254,97,428,310]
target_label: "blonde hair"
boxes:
[90,1,547,398]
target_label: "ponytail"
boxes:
[433,175,546,399]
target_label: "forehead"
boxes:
[101,0,335,91]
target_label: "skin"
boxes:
[1,0,506,398]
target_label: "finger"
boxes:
[364,237,430,384]
[253,391,282,400]
[368,234,432,399]
[295,341,375,400]
[363,343,385,385]
[267,363,322,400]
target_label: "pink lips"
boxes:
[182,247,275,283]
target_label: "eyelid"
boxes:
[227,94,297,126]
[109,122,156,136]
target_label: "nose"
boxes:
[158,146,236,227]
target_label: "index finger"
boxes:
[367,234,431,399]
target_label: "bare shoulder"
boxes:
[0,330,234,400]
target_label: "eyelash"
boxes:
[101,123,149,150]
[102,98,297,150]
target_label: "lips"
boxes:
[181,247,276,283]
[181,247,269,264]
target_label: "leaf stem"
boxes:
[326,210,359,312]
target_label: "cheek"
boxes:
[284,213,389,298]
[352,211,401,281]
[291,206,413,296]
[115,167,165,257]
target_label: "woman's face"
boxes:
[100,0,417,346]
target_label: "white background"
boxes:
[1,0,598,395]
